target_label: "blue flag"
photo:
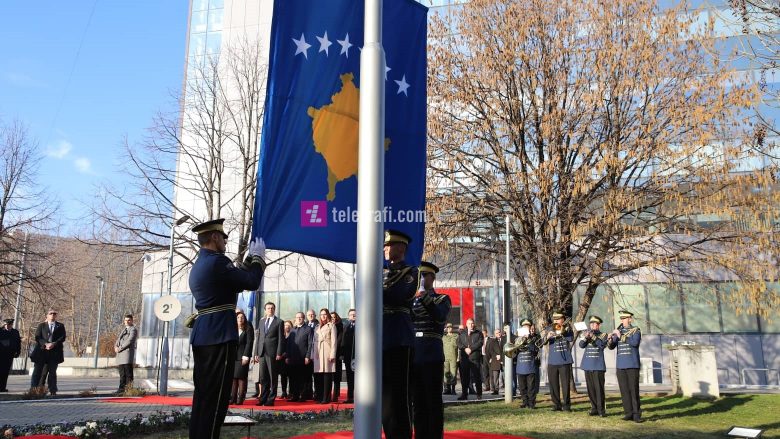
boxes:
[253,0,428,265]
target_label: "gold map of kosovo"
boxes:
[307,72,390,201]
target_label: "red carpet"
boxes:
[14,436,72,439]
[103,395,353,413]
[286,431,532,439]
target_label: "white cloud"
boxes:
[3,71,44,88]
[46,140,72,159]
[74,157,92,173]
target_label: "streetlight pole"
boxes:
[94,275,105,368]
[159,214,190,396]
[504,215,513,404]
[13,232,28,330]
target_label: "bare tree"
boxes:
[426,0,776,326]
[86,37,267,265]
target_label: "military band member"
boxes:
[411,261,451,439]
[442,323,458,395]
[514,319,540,408]
[545,310,573,412]
[0,318,21,392]
[382,229,418,439]
[578,315,607,417]
[608,310,642,423]
[188,219,266,439]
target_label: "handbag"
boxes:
[29,344,43,363]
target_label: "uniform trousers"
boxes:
[412,361,444,439]
[547,363,571,409]
[584,370,606,415]
[616,368,641,419]
[459,357,482,397]
[382,346,412,439]
[516,373,537,406]
[191,343,236,439]
[0,354,13,390]
[117,363,134,390]
[443,357,457,386]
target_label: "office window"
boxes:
[307,291,329,315]
[646,284,684,334]
[682,283,721,332]
[192,0,209,12]
[609,284,647,330]
[208,9,224,32]
[189,33,207,57]
[580,285,614,329]
[205,32,222,54]
[279,291,306,321]
[760,283,780,333]
[719,283,759,332]
[334,290,352,317]
[191,11,208,34]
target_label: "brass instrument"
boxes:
[504,334,539,358]
[619,326,640,343]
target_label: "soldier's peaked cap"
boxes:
[3,318,13,324]
[589,316,603,324]
[618,310,634,318]
[520,319,532,327]
[419,261,439,274]
[384,229,411,245]
[192,218,228,238]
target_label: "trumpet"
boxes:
[504,334,539,358]
[582,330,608,343]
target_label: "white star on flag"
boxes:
[337,34,353,58]
[293,33,311,58]
[395,75,410,96]
[317,31,332,56]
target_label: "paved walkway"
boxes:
[1,375,776,428]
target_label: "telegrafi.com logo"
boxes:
[300,201,426,227]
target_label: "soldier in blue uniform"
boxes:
[0,318,22,392]
[578,315,607,417]
[608,310,642,423]
[514,319,540,409]
[382,229,418,439]
[188,219,266,439]
[411,261,451,439]
[545,310,573,411]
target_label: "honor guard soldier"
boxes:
[578,315,607,416]
[411,261,451,439]
[188,219,266,439]
[442,323,458,395]
[514,319,540,409]
[608,310,642,423]
[0,318,22,392]
[545,310,574,411]
[382,229,418,439]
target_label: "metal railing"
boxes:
[740,368,780,386]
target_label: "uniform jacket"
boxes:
[457,329,484,362]
[411,288,452,364]
[485,337,503,371]
[578,331,607,371]
[514,339,539,375]
[608,325,641,369]
[255,315,286,358]
[33,321,66,364]
[189,248,264,346]
[545,325,574,366]
[114,325,138,365]
[312,322,337,373]
[341,320,356,361]
[286,325,314,365]
[0,327,22,358]
[442,333,459,362]
[382,261,417,350]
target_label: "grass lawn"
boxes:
[129,393,780,438]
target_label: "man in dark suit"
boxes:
[486,329,504,395]
[113,314,138,393]
[0,318,22,392]
[188,219,265,439]
[286,312,313,401]
[456,318,484,400]
[254,301,285,406]
[31,309,66,395]
[340,308,356,403]
[301,308,318,400]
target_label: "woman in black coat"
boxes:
[231,311,254,404]
[330,312,344,401]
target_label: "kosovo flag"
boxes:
[253,0,428,264]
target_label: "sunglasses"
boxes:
[48,312,57,315]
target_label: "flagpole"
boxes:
[355,0,385,436]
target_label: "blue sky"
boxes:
[0,1,188,232]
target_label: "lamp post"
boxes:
[13,232,28,330]
[159,214,190,396]
[94,275,105,368]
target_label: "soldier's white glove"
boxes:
[248,237,266,259]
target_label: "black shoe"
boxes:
[562,407,572,412]
[265,401,275,406]
[588,411,598,416]
[622,415,633,421]
[0,389,8,392]
[529,403,536,409]
[289,397,299,402]
[476,394,482,400]
[599,413,607,417]
[457,394,467,400]
[633,416,643,423]
[281,393,288,399]
[551,407,562,412]
[519,403,528,408]
[491,391,498,395]
[343,399,354,404]
[250,393,259,398]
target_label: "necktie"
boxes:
[49,324,54,341]
[265,318,271,332]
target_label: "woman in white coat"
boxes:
[311,308,337,404]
